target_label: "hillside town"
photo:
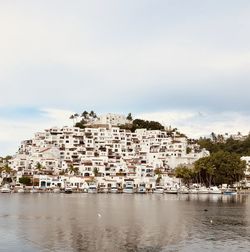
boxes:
[0,113,210,192]
[0,112,249,194]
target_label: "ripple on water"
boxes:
[0,194,249,251]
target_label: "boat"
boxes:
[137,183,147,194]
[64,186,73,194]
[188,188,198,194]
[53,188,61,193]
[88,184,98,193]
[197,186,209,194]
[98,184,108,193]
[0,185,11,193]
[17,188,25,193]
[209,186,222,194]
[30,187,38,193]
[153,186,164,194]
[123,180,135,194]
[223,188,237,195]
[178,186,189,194]
[110,186,118,193]
[165,187,178,194]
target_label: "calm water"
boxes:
[0,193,250,252]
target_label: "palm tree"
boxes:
[89,111,94,117]
[69,114,75,126]
[126,113,133,121]
[211,132,217,142]
[68,164,75,174]
[36,162,42,170]
[74,113,79,123]
[81,111,88,119]
[93,167,99,177]
[68,164,79,175]
[3,164,12,174]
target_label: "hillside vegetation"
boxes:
[198,135,250,156]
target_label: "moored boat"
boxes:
[188,188,198,194]
[110,186,118,193]
[165,187,178,194]
[98,184,108,193]
[137,183,146,194]
[223,189,237,195]
[53,188,61,193]
[64,186,73,194]
[178,186,189,194]
[17,188,25,193]
[209,186,222,194]
[197,187,209,194]
[0,185,11,193]
[153,186,164,194]
[123,179,135,194]
[88,184,97,193]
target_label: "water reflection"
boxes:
[0,194,250,251]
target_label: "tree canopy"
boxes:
[175,151,246,186]
[19,176,32,186]
[198,135,250,156]
[120,118,164,132]
[126,113,133,121]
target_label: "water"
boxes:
[0,193,249,252]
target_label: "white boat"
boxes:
[64,186,73,194]
[98,185,108,193]
[153,186,164,194]
[123,187,134,193]
[17,188,25,193]
[165,187,178,194]
[209,186,222,194]
[197,187,209,194]
[110,186,118,193]
[178,186,189,194]
[88,184,97,193]
[223,189,237,195]
[137,183,146,194]
[188,188,198,194]
[123,180,135,194]
[0,186,11,193]
[53,188,61,193]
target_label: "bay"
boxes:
[0,193,249,252]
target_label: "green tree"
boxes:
[19,176,32,186]
[198,134,250,156]
[93,167,99,177]
[69,114,75,126]
[126,113,133,121]
[3,164,12,174]
[68,164,79,175]
[194,151,246,186]
[81,111,89,118]
[36,162,43,171]
[175,165,194,185]
[74,113,79,123]
[89,110,97,118]
[194,157,215,186]
[75,121,87,129]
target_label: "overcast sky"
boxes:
[0,0,250,156]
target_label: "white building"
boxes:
[97,113,130,126]
[10,119,209,186]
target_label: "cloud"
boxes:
[0,1,250,154]
[0,0,250,112]
[136,110,250,138]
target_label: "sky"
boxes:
[0,0,250,156]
